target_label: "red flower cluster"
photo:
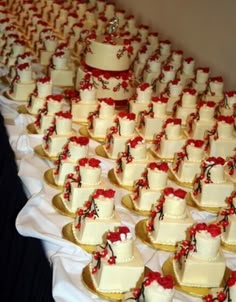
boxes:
[152,96,168,103]
[99,97,114,106]
[69,136,89,146]
[210,76,223,83]
[206,156,225,166]
[17,62,30,71]
[106,226,131,243]
[197,100,216,108]
[138,82,150,91]
[225,90,236,97]
[143,271,175,289]
[191,222,222,238]
[148,161,169,172]
[37,76,51,84]
[55,111,72,119]
[78,157,101,168]
[164,118,181,126]
[197,67,209,73]
[118,111,136,120]
[46,94,63,102]
[187,139,204,148]
[92,188,115,199]
[163,187,187,199]
[128,136,143,148]
[182,88,197,95]
[184,57,194,64]
[217,115,234,124]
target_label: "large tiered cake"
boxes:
[89,226,145,293]
[191,156,234,208]
[147,187,194,245]
[173,222,225,287]
[72,188,121,245]
[131,161,169,211]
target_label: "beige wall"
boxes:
[113,0,236,90]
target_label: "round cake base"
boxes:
[62,222,97,253]
[52,194,76,218]
[44,168,63,190]
[162,257,231,298]
[121,194,151,217]
[27,122,38,134]
[135,219,176,252]
[95,145,110,159]
[17,104,30,115]
[34,144,58,161]
[82,264,149,301]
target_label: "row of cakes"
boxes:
[3,0,236,301]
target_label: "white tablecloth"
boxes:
[0,76,235,302]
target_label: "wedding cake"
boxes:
[171,138,206,185]
[217,90,236,117]
[204,76,224,103]
[137,96,168,141]
[8,62,35,101]
[89,226,145,293]
[27,76,53,115]
[6,38,26,67]
[173,88,198,126]
[147,187,193,245]
[72,188,121,245]
[114,135,149,187]
[191,156,234,208]
[34,94,65,134]
[155,64,176,96]
[87,97,116,139]
[178,56,195,86]
[173,222,225,287]
[151,118,186,160]
[191,67,210,94]
[131,161,169,211]
[186,100,217,139]
[204,115,236,159]
[104,111,136,159]
[124,270,175,302]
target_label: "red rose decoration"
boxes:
[106,231,121,242]
[163,187,174,196]
[104,189,116,198]
[118,226,130,235]
[174,188,187,199]
[207,224,222,237]
[88,158,101,168]
[158,275,175,289]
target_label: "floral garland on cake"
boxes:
[105,126,118,150]
[217,190,236,231]
[113,111,136,135]
[226,154,236,177]
[129,271,175,301]
[91,226,131,273]
[147,187,187,232]
[63,173,82,202]
[192,157,225,196]
[75,188,115,230]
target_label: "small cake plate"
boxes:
[34,144,58,161]
[95,144,109,159]
[108,169,134,191]
[3,90,27,102]
[135,219,176,252]
[188,192,221,214]
[82,264,149,302]
[52,194,76,218]
[17,104,29,115]
[79,126,105,143]
[27,122,38,134]
[121,194,151,217]
[168,168,194,189]
[221,241,236,253]
[0,75,9,85]
[44,168,63,190]
[62,222,97,253]
[162,257,231,298]
[148,147,174,163]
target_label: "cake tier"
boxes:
[209,138,236,159]
[128,101,150,121]
[138,116,167,141]
[73,212,121,245]
[77,65,135,100]
[175,106,197,126]
[11,81,36,101]
[173,251,225,287]
[53,161,78,186]
[43,135,71,158]
[193,182,234,208]
[133,189,162,212]
[115,160,148,187]
[187,119,215,140]
[105,134,135,159]
[39,49,54,66]
[27,95,46,115]
[153,138,186,160]
[49,68,74,87]
[88,117,115,138]
[148,211,193,245]
[174,160,202,184]
[71,101,98,123]
[85,35,132,71]
[90,247,144,293]
[35,114,54,134]
[221,215,236,245]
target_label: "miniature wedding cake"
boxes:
[204,115,236,159]
[27,76,53,115]
[171,138,206,185]
[204,76,224,103]
[173,222,225,287]
[225,153,236,183]
[151,118,186,160]
[217,90,236,117]
[72,188,121,245]
[191,156,234,208]
[191,67,210,94]
[131,161,169,211]
[89,226,145,293]
[114,135,149,187]
[147,187,194,245]
[104,111,136,159]
[124,270,175,302]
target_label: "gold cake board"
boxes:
[62,222,97,254]
[162,258,231,298]
[95,144,110,159]
[108,169,134,191]
[52,194,76,218]
[79,126,106,143]
[44,168,63,190]
[17,104,30,115]
[135,219,176,252]
[82,264,149,302]
[34,144,58,161]
[121,194,151,217]
[27,122,38,134]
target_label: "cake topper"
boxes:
[106,16,119,34]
